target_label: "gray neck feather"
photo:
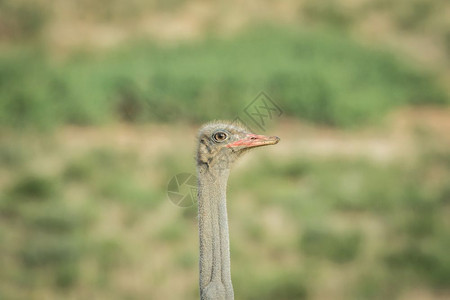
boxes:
[197,164,234,300]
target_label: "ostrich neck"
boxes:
[197,165,234,300]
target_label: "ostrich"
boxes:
[196,121,280,300]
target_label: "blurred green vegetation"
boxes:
[1,27,448,129]
[0,0,49,41]
[229,143,450,299]
[1,0,450,299]
[1,129,449,299]
[0,145,164,297]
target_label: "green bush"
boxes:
[236,271,309,300]
[0,1,49,40]
[0,27,447,129]
[254,275,308,300]
[20,236,81,267]
[384,237,450,288]
[26,204,81,233]
[8,174,57,201]
[300,227,362,263]
[303,0,355,28]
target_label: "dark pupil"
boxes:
[215,132,226,141]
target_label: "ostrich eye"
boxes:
[212,131,229,143]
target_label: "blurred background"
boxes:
[1,0,450,299]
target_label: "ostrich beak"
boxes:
[227,134,280,149]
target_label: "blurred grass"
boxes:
[0,0,49,41]
[1,1,450,298]
[0,27,448,129]
[227,138,450,298]
[1,127,449,299]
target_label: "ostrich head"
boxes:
[197,121,280,171]
[196,120,279,299]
